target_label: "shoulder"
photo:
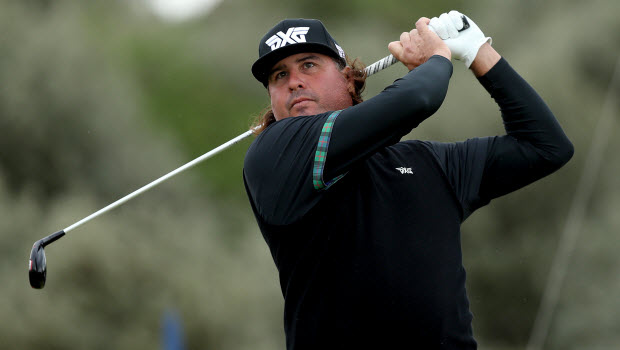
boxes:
[242,112,337,225]
[243,112,337,194]
[246,115,314,157]
[245,113,334,164]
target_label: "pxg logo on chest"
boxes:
[265,27,310,51]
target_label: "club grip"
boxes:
[458,16,470,32]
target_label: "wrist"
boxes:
[433,47,451,61]
[469,43,500,77]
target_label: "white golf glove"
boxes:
[429,11,492,68]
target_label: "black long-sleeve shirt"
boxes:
[243,56,573,349]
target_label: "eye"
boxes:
[303,61,316,69]
[272,71,287,81]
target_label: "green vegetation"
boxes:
[1,0,619,348]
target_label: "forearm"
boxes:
[479,57,572,158]
[324,55,453,178]
[478,57,574,199]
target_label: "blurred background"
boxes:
[1,0,619,349]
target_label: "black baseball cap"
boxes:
[251,18,347,86]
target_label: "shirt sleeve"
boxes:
[321,55,453,184]
[476,58,573,200]
[243,112,333,225]
[422,58,574,220]
[244,56,454,225]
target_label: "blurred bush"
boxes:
[1,0,619,349]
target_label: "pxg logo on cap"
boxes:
[252,18,347,85]
[266,27,310,51]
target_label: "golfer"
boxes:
[243,11,573,349]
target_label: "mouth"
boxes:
[290,97,313,109]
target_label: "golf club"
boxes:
[29,16,471,289]
[26,53,399,290]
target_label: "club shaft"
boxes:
[62,54,400,233]
[63,130,253,232]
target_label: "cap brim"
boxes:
[251,43,345,85]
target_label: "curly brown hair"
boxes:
[250,56,367,135]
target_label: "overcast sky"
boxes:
[147,0,222,22]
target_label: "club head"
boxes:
[29,230,65,289]
[29,239,47,289]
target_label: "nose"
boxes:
[287,69,306,91]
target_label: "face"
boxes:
[267,52,354,121]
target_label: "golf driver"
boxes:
[29,16,471,289]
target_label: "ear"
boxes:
[340,66,357,98]
[341,66,355,89]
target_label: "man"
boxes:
[243,11,573,349]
